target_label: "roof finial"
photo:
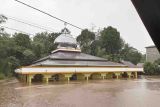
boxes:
[64,22,67,28]
[61,22,71,34]
[64,22,67,34]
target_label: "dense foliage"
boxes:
[0,15,144,79]
[0,32,60,79]
[144,59,160,75]
[143,62,160,75]
[77,26,143,63]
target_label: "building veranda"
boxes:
[15,28,143,84]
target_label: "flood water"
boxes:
[1,77,160,107]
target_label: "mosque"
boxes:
[15,28,143,84]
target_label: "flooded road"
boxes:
[1,77,160,107]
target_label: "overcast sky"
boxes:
[0,0,154,53]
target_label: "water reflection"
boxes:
[1,77,160,107]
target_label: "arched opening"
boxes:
[106,73,114,79]
[90,73,101,80]
[131,72,135,78]
[70,74,77,80]
[70,73,85,80]
[121,72,128,78]
[112,73,117,79]
[51,74,65,81]
[32,74,44,82]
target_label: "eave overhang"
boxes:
[15,66,144,74]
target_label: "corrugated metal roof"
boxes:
[120,60,137,67]
[50,51,108,61]
[31,50,133,67]
[32,59,126,67]
[34,50,108,63]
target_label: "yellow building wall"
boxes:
[76,74,85,80]
[91,73,102,80]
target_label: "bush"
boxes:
[143,62,160,75]
[155,58,160,65]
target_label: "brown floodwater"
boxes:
[1,77,160,107]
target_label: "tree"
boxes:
[32,32,59,58]
[124,51,142,64]
[0,14,7,32]
[100,26,124,55]
[0,33,20,77]
[77,29,95,54]
[140,54,146,63]
[13,33,31,49]
[32,32,49,58]
[23,49,35,65]
[12,33,34,65]
[121,44,142,64]
[48,32,60,52]
[144,62,154,75]
[90,40,102,56]
[77,27,142,63]
[2,56,20,77]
